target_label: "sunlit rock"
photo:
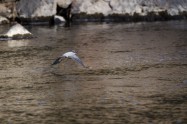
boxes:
[54,15,66,24]
[168,8,179,16]
[0,23,32,39]
[14,0,187,22]
[56,0,73,8]
[17,0,56,18]
[72,0,187,17]
[0,16,9,24]
[0,3,12,18]
[83,0,111,16]
[73,0,112,16]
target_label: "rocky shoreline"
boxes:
[72,12,187,22]
[0,0,187,24]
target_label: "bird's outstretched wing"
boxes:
[69,54,85,67]
[51,57,63,65]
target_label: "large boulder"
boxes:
[0,23,33,39]
[0,3,12,18]
[73,0,187,15]
[16,0,56,18]
[70,0,187,21]
[72,0,112,15]
[0,16,9,24]
[56,0,73,8]
[71,0,187,16]
[13,0,187,22]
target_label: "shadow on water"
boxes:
[0,21,187,123]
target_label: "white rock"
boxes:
[134,5,142,14]
[86,1,112,16]
[4,23,32,37]
[0,16,9,24]
[0,4,12,18]
[14,0,187,19]
[56,0,73,8]
[54,15,66,24]
[168,8,179,16]
[71,0,187,16]
[72,0,112,16]
[17,0,56,18]
[178,5,185,12]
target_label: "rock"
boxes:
[71,0,187,18]
[109,0,161,15]
[0,16,9,24]
[16,0,56,18]
[72,0,112,16]
[56,0,73,8]
[0,3,12,18]
[56,1,72,22]
[0,23,33,39]
[54,15,66,24]
[13,0,187,22]
[57,0,187,22]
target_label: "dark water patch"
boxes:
[84,77,103,81]
[46,106,131,123]
[109,77,124,79]
[53,63,187,76]
[110,50,133,53]
[0,45,53,53]
[136,111,173,121]
[0,76,20,81]
[157,77,173,81]
[158,95,187,105]
[140,94,165,99]
[140,93,187,105]
[51,72,103,82]
[33,82,54,85]
[137,105,187,123]
[0,46,54,58]
[141,47,157,50]
[111,85,140,88]
[68,68,127,76]
[174,43,187,48]
[0,86,15,91]
[21,85,34,89]
[51,72,66,78]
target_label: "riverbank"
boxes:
[0,0,187,24]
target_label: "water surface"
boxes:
[0,21,187,123]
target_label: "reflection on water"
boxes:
[0,21,187,123]
[8,40,30,48]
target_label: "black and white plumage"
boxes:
[51,51,85,67]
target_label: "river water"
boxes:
[0,21,187,124]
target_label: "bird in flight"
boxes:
[51,51,85,68]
